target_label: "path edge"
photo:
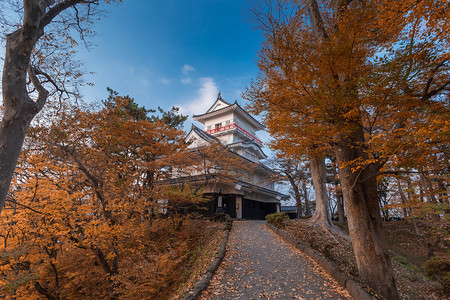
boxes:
[265,222,373,300]
[183,224,231,300]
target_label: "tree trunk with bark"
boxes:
[337,192,345,225]
[335,128,399,300]
[420,172,438,203]
[396,177,409,219]
[301,0,400,296]
[287,173,303,218]
[309,156,333,228]
[1,0,88,215]
[302,181,311,216]
[1,4,46,215]
[331,159,346,224]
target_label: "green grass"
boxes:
[393,256,420,273]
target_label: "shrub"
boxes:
[188,212,204,220]
[423,256,450,292]
[211,213,227,222]
[266,212,289,227]
[333,221,349,234]
[225,218,233,231]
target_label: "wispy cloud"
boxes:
[138,77,150,86]
[178,77,218,116]
[181,64,195,84]
[182,64,195,75]
[181,77,192,85]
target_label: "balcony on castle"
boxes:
[205,122,263,146]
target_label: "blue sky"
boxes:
[80,1,265,126]
[0,1,276,156]
[0,0,291,197]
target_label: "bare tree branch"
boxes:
[27,65,49,112]
[40,0,97,29]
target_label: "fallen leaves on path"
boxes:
[200,221,350,299]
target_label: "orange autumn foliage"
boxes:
[245,1,449,298]
[0,96,212,299]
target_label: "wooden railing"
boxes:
[205,123,263,146]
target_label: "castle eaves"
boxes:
[193,103,265,131]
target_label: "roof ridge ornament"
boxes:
[217,92,222,100]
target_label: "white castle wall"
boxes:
[203,112,233,131]
[233,114,257,137]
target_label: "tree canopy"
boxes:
[245,0,449,298]
[0,92,204,298]
[0,0,122,215]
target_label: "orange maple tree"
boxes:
[0,94,209,298]
[245,0,449,298]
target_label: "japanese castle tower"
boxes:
[185,93,288,219]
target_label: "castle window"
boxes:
[215,123,222,129]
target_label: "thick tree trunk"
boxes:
[309,156,333,227]
[0,1,49,215]
[1,29,44,215]
[302,1,398,296]
[335,128,399,300]
[1,0,87,215]
[0,112,33,214]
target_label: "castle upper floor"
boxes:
[192,93,265,147]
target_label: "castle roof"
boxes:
[186,124,219,144]
[227,141,267,159]
[193,93,265,131]
[186,124,272,170]
[205,92,232,113]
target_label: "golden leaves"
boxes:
[245,0,450,175]
[0,96,199,297]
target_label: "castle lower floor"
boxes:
[199,193,280,220]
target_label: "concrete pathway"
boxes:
[200,221,351,300]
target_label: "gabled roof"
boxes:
[227,141,268,159]
[185,125,274,174]
[185,124,219,145]
[193,94,265,131]
[206,92,233,113]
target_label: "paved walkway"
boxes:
[200,221,350,300]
